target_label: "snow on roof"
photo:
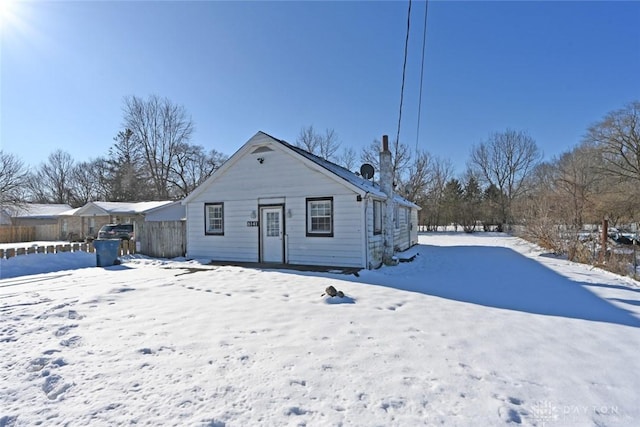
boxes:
[263,132,420,209]
[90,201,174,215]
[8,203,73,219]
[60,207,81,216]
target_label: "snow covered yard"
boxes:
[1,233,639,426]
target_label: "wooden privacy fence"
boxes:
[0,226,35,243]
[0,239,136,260]
[34,224,60,241]
[136,220,186,259]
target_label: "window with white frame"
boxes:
[373,200,382,235]
[306,197,333,237]
[205,203,224,235]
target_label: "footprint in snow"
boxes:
[67,310,83,319]
[54,324,78,337]
[498,406,522,424]
[59,335,82,348]
[285,406,308,416]
[42,374,73,400]
[26,357,49,372]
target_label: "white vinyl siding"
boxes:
[393,206,413,251]
[185,133,365,267]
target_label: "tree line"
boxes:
[293,101,640,248]
[2,97,638,254]
[1,95,228,207]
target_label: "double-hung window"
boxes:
[205,203,224,235]
[306,197,333,237]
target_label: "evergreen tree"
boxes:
[461,176,482,232]
[441,179,464,230]
[104,129,153,201]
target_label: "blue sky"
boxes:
[1,0,639,174]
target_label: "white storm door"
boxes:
[261,206,284,263]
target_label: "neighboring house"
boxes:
[182,131,419,269]
[72,201,175,239]
[6,203,72,226]
[4,203,73,240]
[59,207,83,240]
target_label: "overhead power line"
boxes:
[415,0,429,153]
[396,0,412,147]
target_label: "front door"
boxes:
[260,206,284,263]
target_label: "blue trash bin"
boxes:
[94,239,121,267]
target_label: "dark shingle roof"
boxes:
[260,131,419,209]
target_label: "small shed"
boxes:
[182,131,419,269]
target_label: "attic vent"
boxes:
[252,146,274,154]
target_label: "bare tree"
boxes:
[318,128,340,160]
[516,164,564,252]
[420,157,454,230]
[336,146,357,171]
[168,144,228,198]
[28,150,75,204]
[0,151,29,208]
[296,125,320,155]
[68,160,103,207]
[469,129,542,225]
[397,150,431,203]
[296,125,341,162]
[585,100,640,183]
[123,95,194,199]
[553,143,602,229]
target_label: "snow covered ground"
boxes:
[1,233,639,426]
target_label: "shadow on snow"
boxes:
[351,245,640,328]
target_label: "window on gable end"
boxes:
[205,203,224,235]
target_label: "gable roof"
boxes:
[73,201,174,216]
[6,203,73,219]
[184,131,419,209]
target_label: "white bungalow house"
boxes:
[182,131,419,269]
